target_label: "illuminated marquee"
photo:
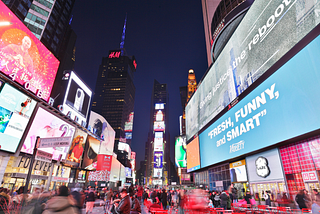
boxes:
[108,51,121,58]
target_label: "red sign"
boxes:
[96,154,112,171]
[302,171,318,182]
[108,51,121,58]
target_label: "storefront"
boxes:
[246,149,287,201]
[3,155,52,191]
[279,136,320,198]
[49,165,71,190]
[207,163,230,192]
[229,160,248,199]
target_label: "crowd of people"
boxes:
[1,184,320,214]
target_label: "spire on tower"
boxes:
[120,13,127,56]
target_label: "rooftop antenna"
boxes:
[120,13,127,56]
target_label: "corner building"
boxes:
[187,0,320,201]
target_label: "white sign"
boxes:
[35,150,52,163]
[52,176,69,182]
[302,171,318,183]
[38,137,72,148]
[171,182,177,185]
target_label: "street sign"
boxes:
[35,150,52,163]
[38,137,72,148]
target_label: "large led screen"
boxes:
[199,34,320,168]
[21,107,75,160]
[186,0,320,140]
[82,135,100,170]
[66,128,88,166]
[0,83,36,152]
[0,2,59,101]
[154,151,163,168]
[186,136,200,173]
[154,135,163,151]
[154,168,162,178]
[175,136,187,168]
[154,121,165,131]
[229,160,247,182]
[88,111,115,155]
[63,71,92,122]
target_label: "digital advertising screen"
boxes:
[0,83,36,152]
[229,160,247,182]
[66,128,88,166]
[175,136,187,168]
[199,34,320,168]
[81,135,100,170]
[154,151,163,168]
[187,136,200,173]
[63,71,92,122]
[154,135,163,151]
[155,103,164,110]
[88,111,115,155]
[118,142,131,153]
[21,107,75,160]
[124,112,134,132]
[125,167,132,177]
[0,2,59,101]
[186,0,320,141]
[154,121,165,131]
[155,110,163,121]
[153,168,162,178]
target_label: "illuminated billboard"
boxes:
[187,136,200,172]
[155,110,163,121]
[124,112,134,132]
[66,128,88,167]
[125,167,132,177]
[155,103,164,110]
[199,34,320,168]
[154,151,163,168]
[61,71,92,124]
[154,121,165,131]
[154,135,163,151]
[0,2,59,101]
[88,111,115,155]
[229,160,247,182]
[21,107,75,160]
[186,0,320,140]
[175,136,187,168]
[0,83,37,153]
[118,142,131,154]
[153,168,162,178]
[81,135,100,170]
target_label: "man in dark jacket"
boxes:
[160,189,168,210]
[220,191,229,210]
[115,188,131,214]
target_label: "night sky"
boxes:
[70,1,209,169]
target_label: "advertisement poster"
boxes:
[154,121,165,131]
[21,107,75,160]
[82,135,100,170]
[96,154,112,171]
[0,2,59,101]
[175,136,187,168]
[88,111,115,155]
[0,83,36,152]
[229,160,248,182]
[88,170,110,182]
[186,0,320,141]
[154,151,163,168]
[66,129,88,166]
[187,136,200,173]
[199,35,320,168]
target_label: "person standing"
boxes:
[244,191,252,205]
[86,188,95,214]
[264,191,271,206]
[220,191,229,210]
[160,189,168,210]
[295,189,307,210]
[114,189,130,214]
[232,186,238,203]
[105,189,114,212]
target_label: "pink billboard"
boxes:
[21,107,75,160]
[0,2,59,101]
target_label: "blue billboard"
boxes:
[154,151,163,168]
[199,34,320,168]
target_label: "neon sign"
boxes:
[108,51,121,58]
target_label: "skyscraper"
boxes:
[2,0,75,58]
[145,80,171,186]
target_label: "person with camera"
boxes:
[113,188,130,214]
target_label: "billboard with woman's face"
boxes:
[0,2,59,101]
[66,129,88,166]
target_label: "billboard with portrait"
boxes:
[186,0,320,140]
[65,128,87,167]
[153,168,162,178]
[187,136,200,173]
[0,83,37,153]
[175,136,187,168]
[0,2,59,101]
[88,111,115,155]
[229,160,247,183]
[21,107,75,160]
[199,34,320,168]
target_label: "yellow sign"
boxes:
[230,159,246,168]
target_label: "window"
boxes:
[49,16,56,26]
[53,35,59,44]
[34,0,53,9]
[30,4,49,17]
[17,4,27,16]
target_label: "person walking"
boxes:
[86,188,95,214]
[43,185,78,214]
